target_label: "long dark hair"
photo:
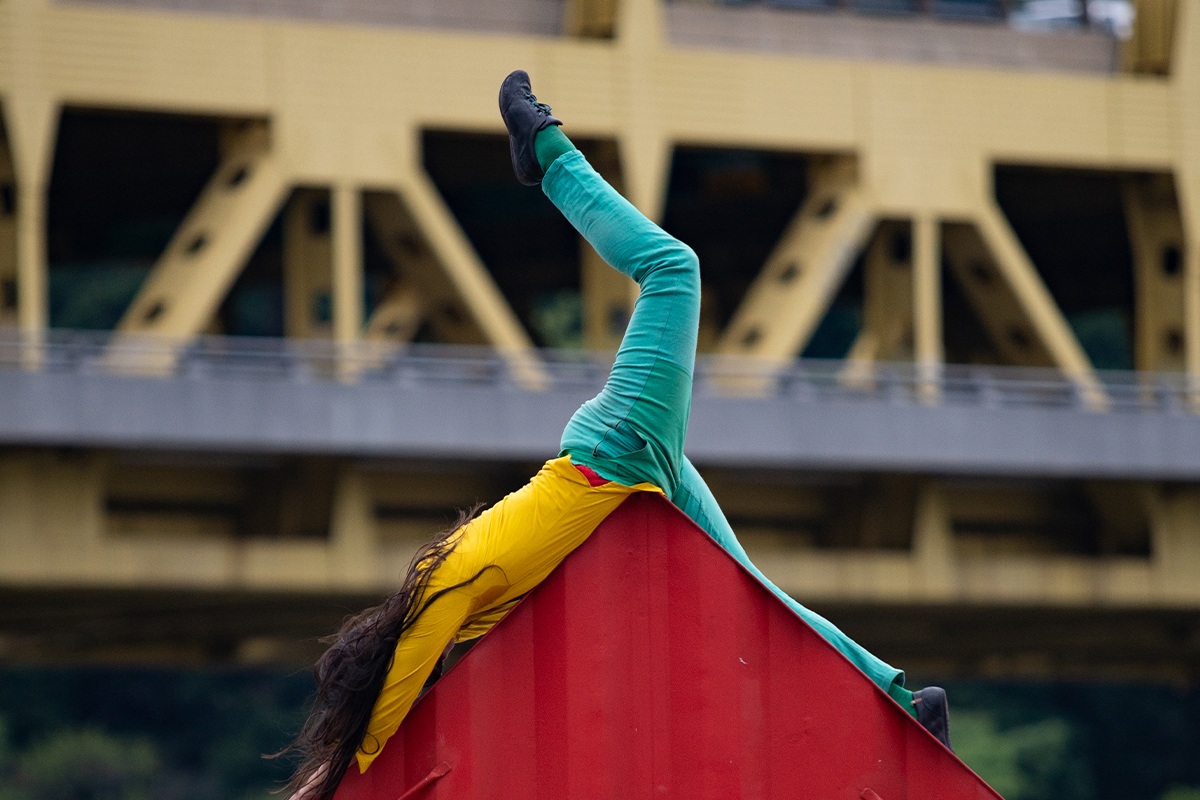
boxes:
[278,504,485,800]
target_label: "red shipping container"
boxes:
[336,493,1003,799]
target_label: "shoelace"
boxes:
[523,91,553,116]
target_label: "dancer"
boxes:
[283,70,950,800]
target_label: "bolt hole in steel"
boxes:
[439,303,464,325]
[397,233,422,258]
[1161,244,1181,276]
[891,230,912,263]
[184,233,208,255]
[815,197,838,219]
[740,327,762,348]
[1166,328,1184,354]
[142,301,166,324]
[309,199,331,234]
[969,260,993,285]
[225,164,250,188]
[777,262,801,283]
[1007,326,1031,350]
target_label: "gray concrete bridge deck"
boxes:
[2,330,1198,479]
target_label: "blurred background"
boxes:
[2,0,1199,797]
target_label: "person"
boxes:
[282,70,951,800]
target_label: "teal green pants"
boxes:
[545,150,905,695]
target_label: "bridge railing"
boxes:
[698,0,1132,35]
[0,327,1196,415]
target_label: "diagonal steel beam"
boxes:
[4,96,57,340]
[282,188,333,340]
[1122,174,1186,373]
[362,191,477,346]
[716,157,877,387]
[0,120,16,329]
[846,220,915,367]
[392,170,546,388]
[969,202,1106,408]
[115,122,289,340]
[1178,172,1200,389]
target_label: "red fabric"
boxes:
[573,463,609,487]
[335,494,1001,800]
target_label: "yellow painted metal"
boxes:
[359,184,546,387]
[115,122,288,340]
[1183,179,1200,387]
[1179,7,1200,385]
[4,0,1200,665]
[839,219,911,394]
[3,95,55,340]
[0,120,16,328]
[0,0,1188,177]
[332,184,364,347]
[283,188,334,339]
[913,214,942,402]
[0,452,106,585]
[0,0,1197,383]
[1122,174,1186,372]
[911,481,956,600]
[564,0,618,39]
[0,448,1189,610]
[1123,0,1178,75]
[362,192,471,344]
[1084,480,1154,556]
[1148,486,1200,602]
[364,283,422,345]
[717,156,876,382]
[328,465,380,590]
[971,201,1105,407]
[387,170,547,387]
[359,191,425,349]
[912,217,941,363]
[848,220,915,367]
[943,222,1051,366]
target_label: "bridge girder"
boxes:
[1,0,1200,674]
[0,0,1197,380]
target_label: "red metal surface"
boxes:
[335,494,1003,800]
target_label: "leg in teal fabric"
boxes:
[671,457,908,698]
[544,150,699,496]
[540,144,913,711]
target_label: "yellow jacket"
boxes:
[356,455,660,772]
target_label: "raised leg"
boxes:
[671,457,908,697]
[510,71,944,734]
[544,149,700,497]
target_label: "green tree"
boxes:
[2,727,159,800]
[954,708,1095,800]
[1161,787,1200,800]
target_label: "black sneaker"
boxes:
[913,687,953,752]
[498,69,562,186]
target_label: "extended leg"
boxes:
[500,72,698,493]
[543,149,700,495]
[671,458,909,698]
[543,145,910,703]
[500,72,950,749]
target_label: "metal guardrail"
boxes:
[0,328,1197,415]
[723,0,1133,37]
